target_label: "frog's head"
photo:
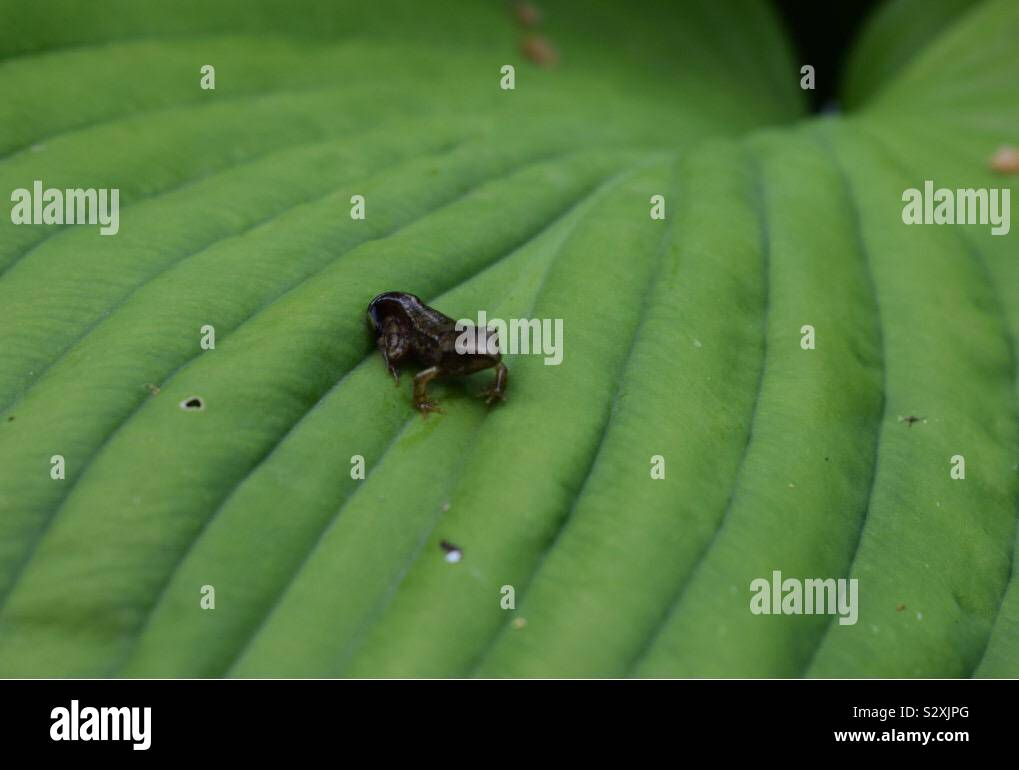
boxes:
[367,291,420,334]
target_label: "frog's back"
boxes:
[405,296,455,331]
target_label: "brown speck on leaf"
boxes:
[989,145,1019,174]
[180,396,204,411]
[521,34,558,67]
[896,603,907,612]
[513,1,542,27]
[899,415,922,427]
[512,617,527,630]
[145,383,161,395]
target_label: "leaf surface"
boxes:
[0,0,1015,677]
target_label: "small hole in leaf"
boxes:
[180,396,205,411]
[439,539,462,563]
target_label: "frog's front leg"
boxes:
[481,362,508,405]
[377,316,408,384]
[413,366,445,416]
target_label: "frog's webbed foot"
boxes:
[413,366,444,417]
[481,387,505,406]
[415,399,445,417]
[480,363,508,406]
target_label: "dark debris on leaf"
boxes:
[513,1,542,27]
[521,34,558,67]
[440,539,463,563]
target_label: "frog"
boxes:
[367,291,508,415]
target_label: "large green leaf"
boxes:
[0,0,1015,678]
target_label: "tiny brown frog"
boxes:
[367,291,508,416]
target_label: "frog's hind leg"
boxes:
[413,366,445,416]
[481,362,508,405]
[378,316,409,384]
